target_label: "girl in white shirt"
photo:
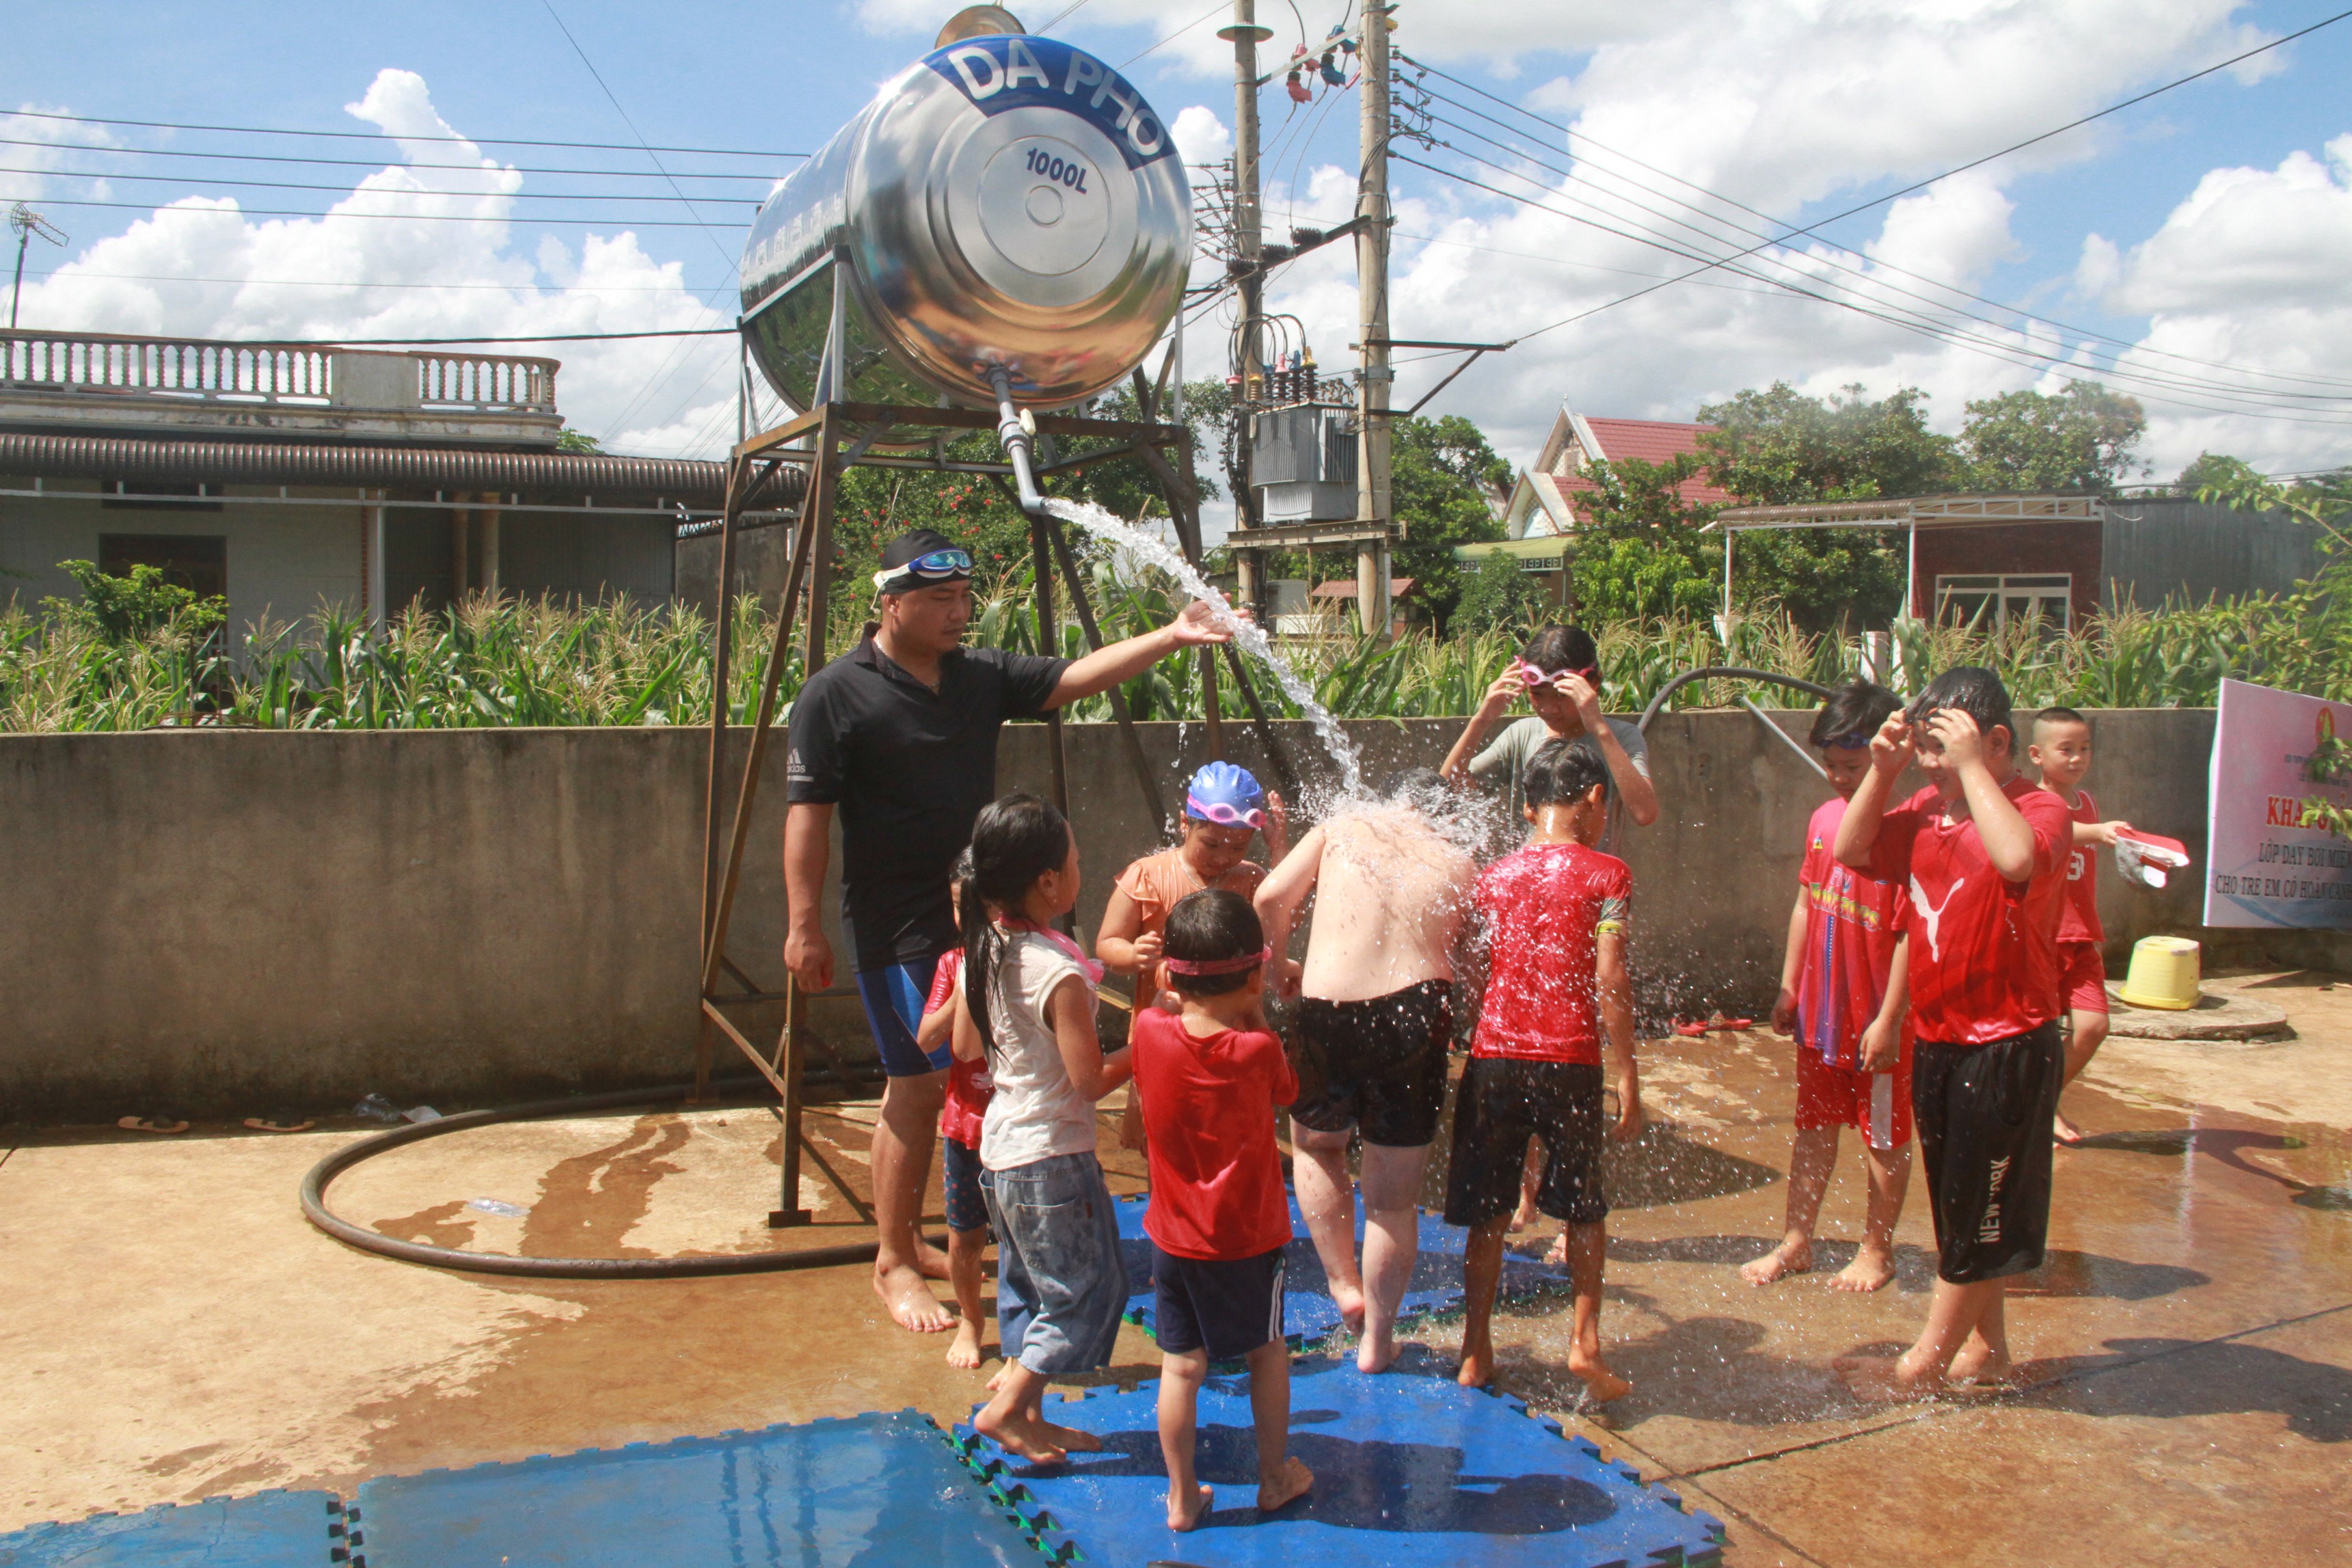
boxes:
[952,793,1133,1466]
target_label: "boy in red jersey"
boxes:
[1131,889,1314,1531]
[2029,707,2135,1145]
[914,851,1003,1371]
[1744,682,1917,1293]
[1446,738,1643,1400]
[1833,666,2073,1400]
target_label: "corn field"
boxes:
[1,559,2342,734]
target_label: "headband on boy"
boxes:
[1160,944,1273,977]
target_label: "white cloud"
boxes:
[1169,104,1231,166]
[13,70,737,457]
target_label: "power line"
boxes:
[25,198,748,229]
[1118,0,1229,69]
[1404,63,2352,396]
[1,164,759,204]
[0,134,780,180]
[1493,7,2352,342]
[0,106,804,159]
[24,268,732,292]
[1413,109,2352,408]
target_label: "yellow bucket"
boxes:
[2117,936,2200,1010]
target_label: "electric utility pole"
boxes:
[1219,1,1272,615]
[1353,5,1395,639]
[8,204,67,331]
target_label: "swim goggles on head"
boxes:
[1824,732,1872,751]
[1516,660,1601,689]
[871,547,974,592]
[1184,794,1266,829]
[1161,944,1274,977]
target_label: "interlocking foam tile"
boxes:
[956,1357,1724,1568]
[0,1490,344,1567]
[350,1411,1033,1567]
[1118,1193,1571,1346]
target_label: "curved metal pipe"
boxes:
[299,1069,918,1279]
[988,366,1051,520]
[1636,666,1838,733]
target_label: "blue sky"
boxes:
[5,1,2348,485]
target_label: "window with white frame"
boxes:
[1934,573,2072,632]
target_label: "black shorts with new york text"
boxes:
[1912,1023,2063,1284]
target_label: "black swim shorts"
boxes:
[1288,979,1452,1148]
[1442,1057,1607,1229]
[1912,1023,2063,1284]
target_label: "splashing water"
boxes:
[1045,498,1367,798]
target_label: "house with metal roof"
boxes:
[0,328,799,647]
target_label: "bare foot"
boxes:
[1168,1482,1212,1531]
[1257,1456,1313,1512]
[973,1407,1067,1466]
[1835,1351,1940,1404]
[917,1239,954,1281]
[1740,1239,1813,1287]
[946,1322,983,1369]
[1946,1342,2015,1389]
[1508,1195,1537,1234]
[875,1263,954,1333]
[1542,1232,1568,1267]
[985,1362,1011,1393]
[1037,1419,1104,1454]
[1457,1337,1494,1389]
[1331,1280,1366,1337]
[1830,1247,1895,1293]
[1357,1327,1400,1375]
[1567,1346,1633,1404]
[2053,1113,2087,1146]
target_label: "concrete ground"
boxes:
[2,970,2346,1565]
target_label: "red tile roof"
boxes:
[1546,418,1736,524]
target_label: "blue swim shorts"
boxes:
[856,957,953,1077]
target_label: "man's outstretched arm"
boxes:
[1048,600,1235,708]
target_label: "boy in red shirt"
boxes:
[1834,666,2073,1400]
[1745,682,1917,1293]
[1131,888,1314,1531]
[1446,738,1643,1401]
[2028,706,2135,1145]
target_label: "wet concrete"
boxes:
[1,972,2345,1564]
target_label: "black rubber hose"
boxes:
[299,1067,906,1279]
[1637,667,1839,733]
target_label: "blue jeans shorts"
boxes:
[857,957,951,1077]
[982,1151,1127,1376]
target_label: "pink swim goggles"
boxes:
[1161,944,1274,977]
[1184,794,1266,829]
[1516,659,1600,689]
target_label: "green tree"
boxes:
[45,559,226,643]
[554,427,605,454]
[1452,547,1546,632]
[1698,381,1959,503]
[1567,453,1723,623]
[1388,412,1511,627]
[2175,450,2260,492]
[1959,380,2146,492]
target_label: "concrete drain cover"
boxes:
[2106,986,2291,1041]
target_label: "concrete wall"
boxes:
[3,708,2337,1120]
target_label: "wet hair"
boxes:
[1162,889,1265,998]
[1519,623,1600,675]
[1809,681,1903,750]
[1525,736,1610,809]
[1907,665,2015,751]
[2035,705,2090,732]
[958,793,1072,1062]
[1379,766,1449,814]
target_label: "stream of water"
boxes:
[1045,498,1368,800]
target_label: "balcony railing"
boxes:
[0,329,559,414]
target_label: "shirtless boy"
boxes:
[1254,768,1476,1374]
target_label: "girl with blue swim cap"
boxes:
[1100,762,1289,1007]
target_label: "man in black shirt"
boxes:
[784,528,1233,1334]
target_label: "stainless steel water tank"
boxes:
[740,32,1191,412]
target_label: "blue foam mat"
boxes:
[0,1490,343,1567]
[1118,1192,1573,1346]
[350,1410,1033,1568]
[956,1355,1724,1567]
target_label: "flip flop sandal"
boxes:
[242,1115,316,1133]
[1714,1017,1755,1031]
[117,1115,189,1134]
[1671,1019,1711,1037]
